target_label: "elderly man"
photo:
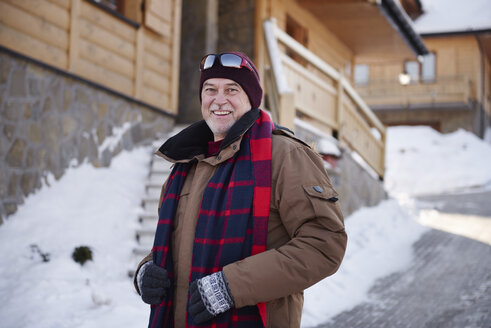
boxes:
[134,52,347,328]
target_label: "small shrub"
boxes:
[30,244,50,262]
[72,246,93,266]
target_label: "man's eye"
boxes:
[227,88,238,93]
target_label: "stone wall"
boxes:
[332,151,387,216]
[295,123,387,217]
[0,49,174,223]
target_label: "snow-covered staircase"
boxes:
[129,126,188,277]
[132,157,173,258]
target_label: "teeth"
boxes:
[213,111,231,115]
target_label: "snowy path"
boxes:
[315,190,491,328]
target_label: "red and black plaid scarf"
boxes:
[149,110,273,328]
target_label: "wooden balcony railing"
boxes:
[355,76,472,109]
[0,0,181,114]
[263,19,386,178]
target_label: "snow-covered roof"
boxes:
[413,0,491,35]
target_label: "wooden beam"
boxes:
[170,0,182,113]
[336,75,344,135]
[4,0,69,30]
[79,18,135,60]
[144,30,171,57]
[68,0,81,71]
[0,23,67,69]
[143,69,170,92]
[0,1,68,51]
[72,57,133,94]
[134,28,144,98]
[142,86,170,111]
[143,52,171,75]
[78,38,134,78]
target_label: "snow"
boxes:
[385,126,491,196]
[413,0,491,34]
[0,147,151,328]
[1,126,491,327]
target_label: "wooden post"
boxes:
[170,0,182,115]
[279,92,295,131]
[379,129,386,180]
[336,75,344,140]
[134,28,144,98]
[254,0,267,87]
[68,0,80,71]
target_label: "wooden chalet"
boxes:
[0,0,428,179]
[354,0,491,137]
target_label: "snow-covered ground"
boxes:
[1,127,491,328]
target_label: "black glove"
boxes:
[137,262,171,305]
[188,271,235,324]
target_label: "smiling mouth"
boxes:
[212,110,232,116]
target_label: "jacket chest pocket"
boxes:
[302,184,343,231]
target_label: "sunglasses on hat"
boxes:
[199,53,258,77]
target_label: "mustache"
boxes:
[210,104,233,111]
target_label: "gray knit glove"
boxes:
[137,262,171,305]
[188,271,235,324]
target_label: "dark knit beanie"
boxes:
[199,52,263,109]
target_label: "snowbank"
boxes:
[385,126,491,196]
[301,199,428,327]
[0,147,151,328]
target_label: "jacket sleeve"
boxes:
[223,139,347,307]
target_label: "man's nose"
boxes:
[214,91,227,104]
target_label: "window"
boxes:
[404,61,419,83]
[422,52,436,82]
[91,0,143,24]
[354,64,369,85]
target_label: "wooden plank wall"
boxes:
[0,0,70,69]
[0,0,180,114]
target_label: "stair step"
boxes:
[151,160,173,171]
[145,185,162,198]
[136,227,155,236]
[142,197,159,212]
[136,227,156,245]
[149,174,169,185]
[138,212,158,228]
[133,245,152,257]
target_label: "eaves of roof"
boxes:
[378,0,429,56]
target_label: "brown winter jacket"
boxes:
[134,110,347,328]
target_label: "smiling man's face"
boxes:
[201,78,252,141]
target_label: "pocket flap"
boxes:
[303,185,338,202]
